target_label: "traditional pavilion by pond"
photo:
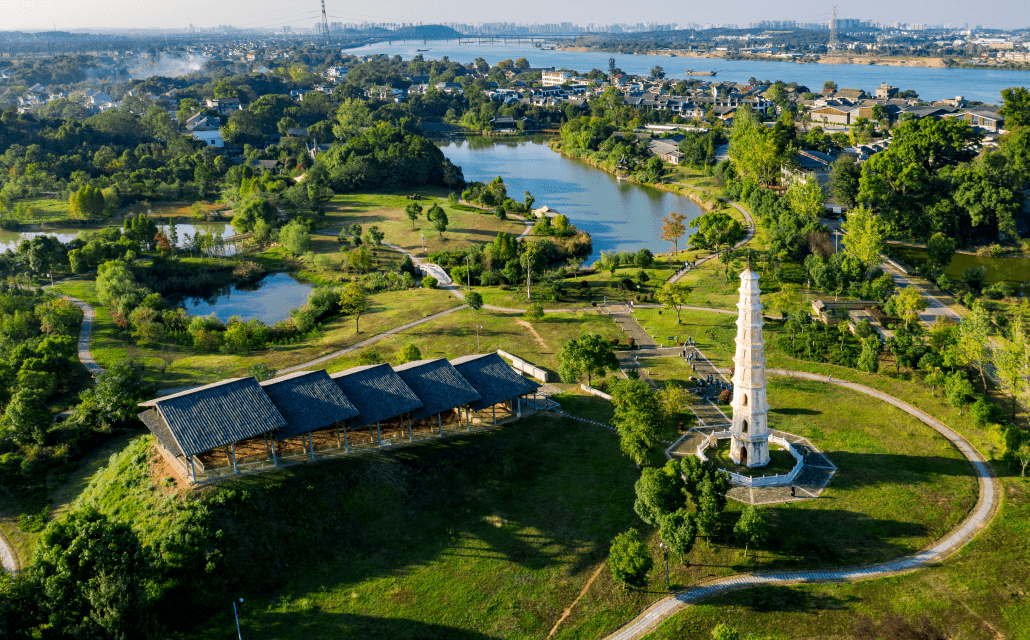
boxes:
[139,353,542,484]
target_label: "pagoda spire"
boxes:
[729,263,770,468]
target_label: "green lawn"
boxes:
[10,196,73,223]
[321,190,526,259]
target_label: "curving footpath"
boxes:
[59,294,104,377]
[603,369,999,640]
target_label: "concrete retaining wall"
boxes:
[497,349,548,383]
[580,384,612,400]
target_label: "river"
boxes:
[346,41,1030,103]
[439,137,704,263]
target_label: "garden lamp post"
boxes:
[659,542,669,591]
[476,324,483,351]
[465,256,471,290]
[233,598,244,640]
[421,233,425,255]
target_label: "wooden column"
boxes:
[343,425,350,453]
[309,432,315,460]
[231,443,239,474]
[189,456,197,482]
[336,425,342,449]
[466,407,471,432]
[438,413,443,436]
[376,422,382,446]
[271,440,278,466]
[493,404,496,425]
[408,415,413,442]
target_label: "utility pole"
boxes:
[525,244,533,301]
[828,6,840,51]
[233,599,244,640]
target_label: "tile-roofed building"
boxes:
[393,359,482,421]
[450,353,541,410]
[330,363,425,426]
[260,370,359,441]
[139,378,287,458]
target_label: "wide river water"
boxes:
[439,137,704,263]
[347,41,1030,103]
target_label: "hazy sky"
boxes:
[1,0,1028,31]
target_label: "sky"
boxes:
[0,0,1028,32]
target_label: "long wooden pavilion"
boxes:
[139,352,546,485]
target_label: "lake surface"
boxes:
[0,222,235,252]
[347,41,1030,103]
[439,138,704,263]
[176,272,314,324]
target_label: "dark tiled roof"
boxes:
[330,364,424,426]
[260,370,360,440]
[139,408,182,457]
[450,353,541,410]
[393,359,482,420]
[140,378,287,457]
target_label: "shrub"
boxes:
[480,270,502,286]
[422,275,438,289]
[608,528,653,588]
[525,303,545,322]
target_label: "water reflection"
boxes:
[174,272,314,324]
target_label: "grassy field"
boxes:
[10,195,73,223]
[321,190,526,259]
[643,345,1029,640]
[54,276,463,389]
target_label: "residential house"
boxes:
[783,149,836,189]
[648,138,684,165]
[541,69,574,86]
[205,97,243,115]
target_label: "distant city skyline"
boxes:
[1,0,1028,32]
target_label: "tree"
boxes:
[514,57,530,70]
[427,204,449,239]
[1015,440,1030,479]
[1000,86,1030,129]
[465,291,483,312]
[95,260,138,308]
[995,318,1030,418]
[358,348,384,365]
[68,359,154,434]
[895,287,928,330]
[247,363,278,381]
[364,225,385,248]
[557,333,619,387]
[524,303,545,322]
[231,198,276,233]
[339,282,369,333]
[842,206,888,269]
[955,301,992,389]
[712,624,743,640]
[659,509,696,564]
[763,283,802,319]
[279,220,311,256]
[733,505,769,557]
[656,281,693,323]
[397,343,423,364]
[659,211,687,257]
[650,65,666,79]
[695,477,723,545]
[405,202,423,229]
[785,174,825,224]
[945,371,975,413]
[2,389,50,445]
[611,378,665,464]
[36,298,82,335]
[830,155,861,209]
[925,233,956,271]
[597,251,619,277]
[29,508,154,639]
[634,460,686,525]
[68,185,106,219]
[689,211,744,256]
[608,529,653,588]
[858,336,882,373]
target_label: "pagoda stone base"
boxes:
[730,435,770,468]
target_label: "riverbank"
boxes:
[557,45,1030,71]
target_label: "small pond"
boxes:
[0,222,236,252]
[175,272,315,325]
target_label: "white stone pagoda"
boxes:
[729,259,771,468]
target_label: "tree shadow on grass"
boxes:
[709,584,860,614]
[770,407,821,416]
[248,611,500,640]
[820,451,983,484]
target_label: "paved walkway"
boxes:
[603,369,999,640]
[58,293,104,377]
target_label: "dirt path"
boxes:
[547,562,607,639]
[516,319,548,349]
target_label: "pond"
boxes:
[175,272,315,325]
[0,222,236,252]
[439,137,705,264]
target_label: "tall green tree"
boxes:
[659,508,697,564]
[405,202,423,229]
[608,528,653,588]
[339,282,369,333]
[954,301,992,389]
[659,211,688,256]
[842,206,889,270]
[557,333,619,386]
[633,460,686,526]
[656,281,693,323]
[733,505,769,557]
[611,378,665,465]
[830,155,861,209]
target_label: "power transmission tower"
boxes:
[320,0,331,46]
[828,5,839,51]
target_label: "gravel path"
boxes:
[602,369,999,640]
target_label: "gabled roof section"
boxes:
[139,408,182,457]
[330,363,424,426]
[393,359,482,421]
[450,353,541,410]
[140,378,287,457]
[260,370,360,440]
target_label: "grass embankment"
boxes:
[644,342,1028,640]
[71,372,978,640]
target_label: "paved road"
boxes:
[58,293,104,377]
[603,369,999,640]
